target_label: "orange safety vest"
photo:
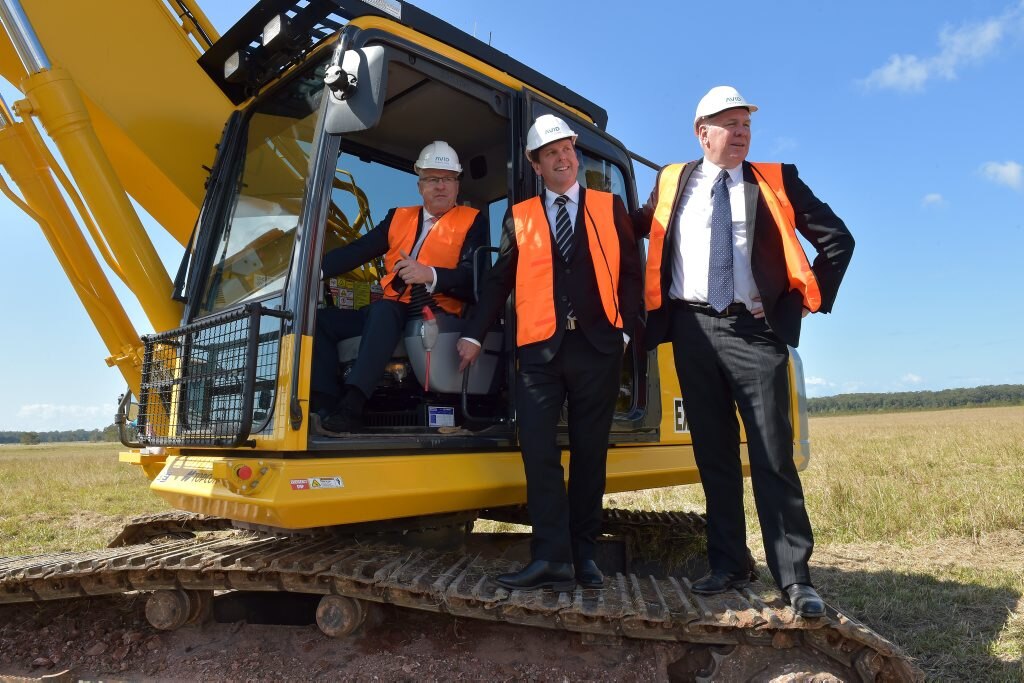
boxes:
[512,190,622,346]
[380,205,479,316]
[644,162,821,313]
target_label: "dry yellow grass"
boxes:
[608,406,1024,681]
[1,407,1022,679]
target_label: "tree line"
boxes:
[807,384,1024,415]
[3,385,1022,441]
[0,424,121,445]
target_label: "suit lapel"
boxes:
[742,162,759,252]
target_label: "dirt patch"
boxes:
[811,530,1024,576]
[0,595,678,681]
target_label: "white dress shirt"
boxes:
[670,158,761,312]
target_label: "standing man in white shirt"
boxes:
[632,86,854,617]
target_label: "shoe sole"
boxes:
[794,606,826,618]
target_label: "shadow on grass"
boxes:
[814,565,1023,681]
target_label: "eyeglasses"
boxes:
[418,176,459,186]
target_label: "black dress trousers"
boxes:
[516,330,622,565]
[669,303,813,590]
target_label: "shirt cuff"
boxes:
[459,337,481,347]
[425,267,438,293]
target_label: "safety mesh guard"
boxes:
[133,304,289,448]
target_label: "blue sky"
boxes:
[2,0,1022,430]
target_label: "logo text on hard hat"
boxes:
[725,96,743,103]
[545,126,561,134]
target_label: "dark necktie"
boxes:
[553,195,575,319]
[553,195,574,262]
[707,170,734,312]
[408,215,439,317]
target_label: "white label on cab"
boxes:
[428,406,455,428]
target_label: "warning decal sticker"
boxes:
[310,476,344,489]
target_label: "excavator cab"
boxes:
[129,0,660,466]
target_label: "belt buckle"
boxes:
[566,317,578,330]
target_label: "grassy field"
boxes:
[610,406,1024,681]
[1,407,1022,679]
[0,442,170,555]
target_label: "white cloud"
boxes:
[804,376,838,398]
[860,3,1023,91]
[921,193,945,206]
[979,160,1023,189]
[901,373,924,385]
[14,403,110,431]
[862,54,931,92]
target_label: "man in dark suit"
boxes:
[457,114,642,591]
[311,141,486,433]
[632,86,854,617]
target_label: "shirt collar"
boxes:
[701,157,743,185]
[422,207,440,224]
[544,181,580,208]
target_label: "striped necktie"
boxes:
[553,195,575,320]
[553,195,574,262]
[707,170,734,312]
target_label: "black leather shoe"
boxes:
[575,559,604,589]
[691,570,751,595]
[321,405,363,433]
[494,560,576,592]
[786,583,825,618]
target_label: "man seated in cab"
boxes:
[311,141,487,433]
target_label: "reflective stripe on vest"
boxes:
[644,163,686,311]
[748,162,821,312]
[644,162,821,313]
[380,205,479,316]
[512,191,622,347]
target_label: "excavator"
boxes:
[0,1,920,679]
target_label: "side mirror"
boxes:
[323,45,389,134]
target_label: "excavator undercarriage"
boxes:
[0,509,922,681]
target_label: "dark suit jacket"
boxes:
[322,206,487,304]
[633,160,854,348]
[464,188,643,364]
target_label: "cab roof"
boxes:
[198,0,608,130]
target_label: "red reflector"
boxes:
[236,465,253,480]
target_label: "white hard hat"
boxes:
[694,86,758,127]
[525,114,577,154]
[414,141,462,173]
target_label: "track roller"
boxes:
[144,589,212,631]
[315,594,366,638]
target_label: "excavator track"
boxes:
[0,512,922,681]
